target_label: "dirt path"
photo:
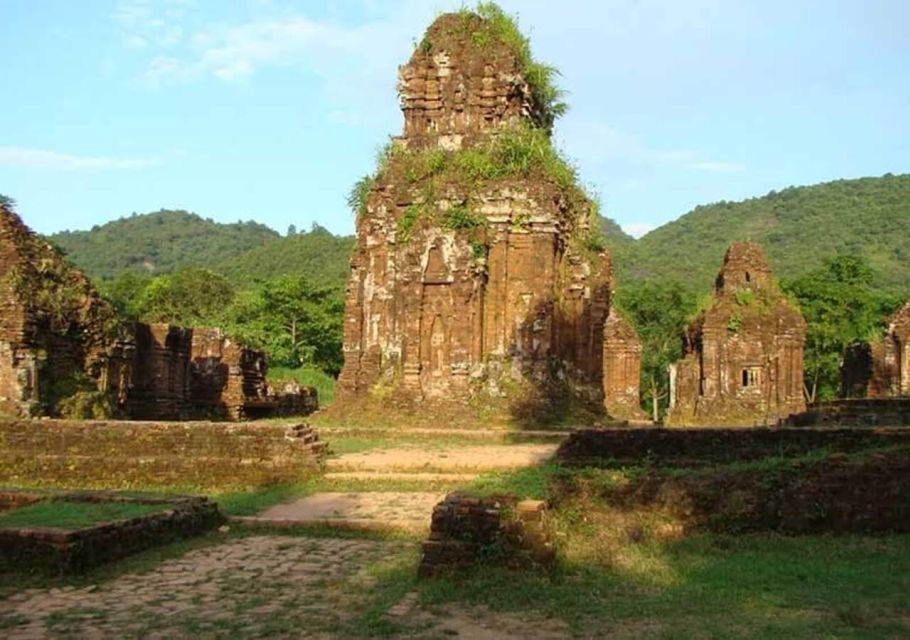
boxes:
[326,443,558,473]
[254,492,445,531]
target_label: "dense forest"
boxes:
[37,172,910,410]
[616,173,910,296]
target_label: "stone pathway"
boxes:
[0,534,571,639]
[248,492,445,531]
[237,442,559,530]
[0,536,405,639]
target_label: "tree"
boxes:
[99,271,152,319]
[138,268,235,326]
[783,256,900,402]
[287,224,298,236]
[223,276,344,374]
[615,281,698,421]
[0,194,15,210]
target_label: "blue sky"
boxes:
[1,0,907,238]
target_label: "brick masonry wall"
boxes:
[419,493,555,577]
[554,447,910,534]
[0,420,325,490]
[556,427,910,467]
[0,493,222,573]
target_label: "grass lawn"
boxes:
[0,500,169,530]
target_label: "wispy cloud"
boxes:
[0,147,157,170]
[114,0,190,50]
[562,123,746,175]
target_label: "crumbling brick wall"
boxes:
[667,243,806,426]
[419,493,554,577]
[0,420,326,489]
[0,204,129,418]
[0,204,317,422]
[842,301,910,398]
[603,308,647,421]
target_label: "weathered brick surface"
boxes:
[0,492,222,573]
[842,301,910,399]
[337,12,640,417]
[0,205,317,421]
[668,243,806,426]
[556,447,910,534]
[0,419,326,489]
[419,493,555,577]
[556,426,910,467]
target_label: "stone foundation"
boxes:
[419,493,554,577]
[0,491,222,573]
[555,447,910,534]
[556,427,910,467]
[0,420,326,490]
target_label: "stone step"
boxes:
[316,426,576,441]
[323,471,479,483]
[237,491,445,533]
[325,443,558,473]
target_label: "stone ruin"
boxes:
[0,203,316,420]
[336,10,642,419]
[667,242,806,426]
[841,301,910,398]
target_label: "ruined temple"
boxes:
[0,204,128,417]
[337,9,641,416]
[667,243,806,426]
[0,203,315,420]
[842,301,910,398]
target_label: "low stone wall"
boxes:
[0,420,326,490]
[0,491,222,573]
[556,427,910,467]
[419,493,554,577]
[785,398,910,427]
[554,447,910,534]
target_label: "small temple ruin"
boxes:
[336,10,642,418]
[841,301,910,398]
[667,242,806,426]
[0,203,315,420]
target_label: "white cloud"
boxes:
[0,147,157,170]
[621,222,655,239]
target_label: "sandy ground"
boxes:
[326,443,558,473]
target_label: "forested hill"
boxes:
[49,210,281,281]
[615,173,910,295]
[43,173,909,298]
[214,225,355,288]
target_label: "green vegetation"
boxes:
[268,365,336,405]
[213,224,354,288]
[783,255,901,402]
[618,173,910,296]
[49,210,280,281]
[615,282,698,420]
[223,275,343,374]
[449,2,568,132]
[0,194,15,210]
[0,500,167,529]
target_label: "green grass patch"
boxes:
[269,365,336,406]
[0,500,168,530]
